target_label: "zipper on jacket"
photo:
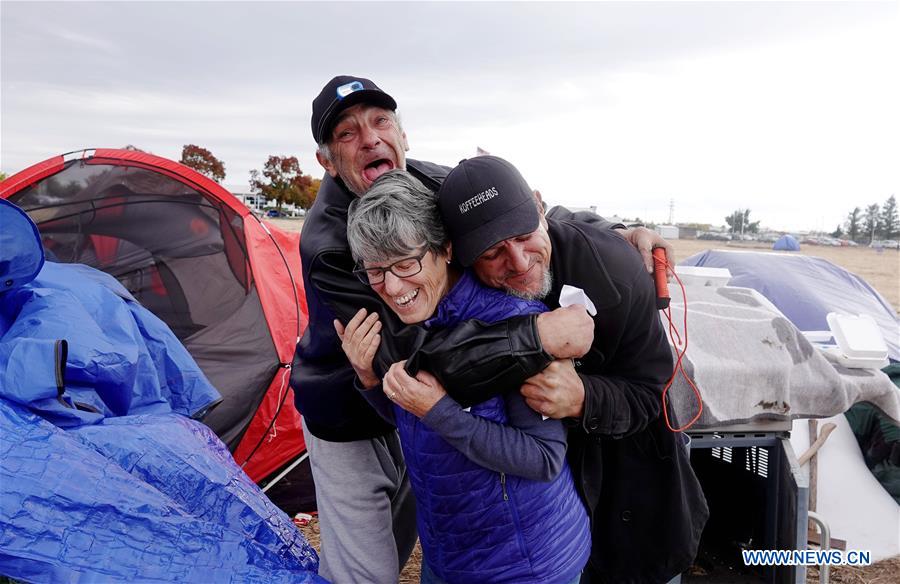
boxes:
[500,472,531,564]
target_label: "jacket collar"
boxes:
[546,218,621,311]
[425,270,478,329]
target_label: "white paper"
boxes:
[547,285,597,420]
[559,284,597,316]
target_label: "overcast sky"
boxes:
[2,1,897,231]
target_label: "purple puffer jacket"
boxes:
[395,270,590,583]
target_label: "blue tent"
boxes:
[680,249,899,361]
[772,234,801,251]
[0,199,323,583]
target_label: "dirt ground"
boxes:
[297,515,899,583]
[295,518,424,583]
[268,218,898,313]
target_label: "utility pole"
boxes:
[668,198,675,225]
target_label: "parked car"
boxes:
[698,231,732,241]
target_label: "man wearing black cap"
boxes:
[293,75,675,582]
[383,155,708,583]
[296,75,586,582]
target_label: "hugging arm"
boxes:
[387,368,567,482]
[423,392,567,481]
[307,249,558,407]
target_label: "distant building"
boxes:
[225,184,263,211]
[224,184,305,217]
[657,224,680,239]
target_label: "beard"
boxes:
[503,268,553,301]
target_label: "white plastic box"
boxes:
[674,266,732,288]
[821,312,889,369]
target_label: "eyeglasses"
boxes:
[353,249,429,285]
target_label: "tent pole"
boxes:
[262,452,309,494]
[807,420,818,514]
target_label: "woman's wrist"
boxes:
[356,368,380,390]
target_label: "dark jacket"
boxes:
[291,160,553,441]
[543,211,709,584]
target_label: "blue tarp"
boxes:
[0,199,323,583]
[772,234,800,251]
[680,249,900,361]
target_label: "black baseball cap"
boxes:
[437,156,540,267]
[311,75,397,144]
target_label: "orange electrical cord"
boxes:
[653,251,703,432]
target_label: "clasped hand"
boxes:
[521,359,585,420]
[383,361,447,419]
[334,308,381,389]
[335,309,446,417]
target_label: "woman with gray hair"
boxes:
[337,169,590,584]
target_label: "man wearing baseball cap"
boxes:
[414,155,706,583]
[292,75,675,582]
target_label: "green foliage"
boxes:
[0,171,7,182]
[845,207,862,242]
[879,195,898,239]
[180,144,226,183]
[249,156,318,210]
[724,209,760,234]
[863,204,880,243]
[843,196,898,242]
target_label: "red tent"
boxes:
[1,148,309,484]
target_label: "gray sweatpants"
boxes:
[303,419,417,584]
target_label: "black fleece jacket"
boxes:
[542,210,708,584]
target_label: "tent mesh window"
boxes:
[11,162,249,336]
[10,161,278,448]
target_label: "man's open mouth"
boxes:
[363,159,394,183]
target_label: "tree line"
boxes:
[721,199,899,244]
[836,195,898,243]
[179,145,320,212]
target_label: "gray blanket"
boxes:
[663,285,900,429]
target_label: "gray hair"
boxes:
[316,142,332,163]
[317,110,404,163]
[504,268,554,301]
[347,169,447,264]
